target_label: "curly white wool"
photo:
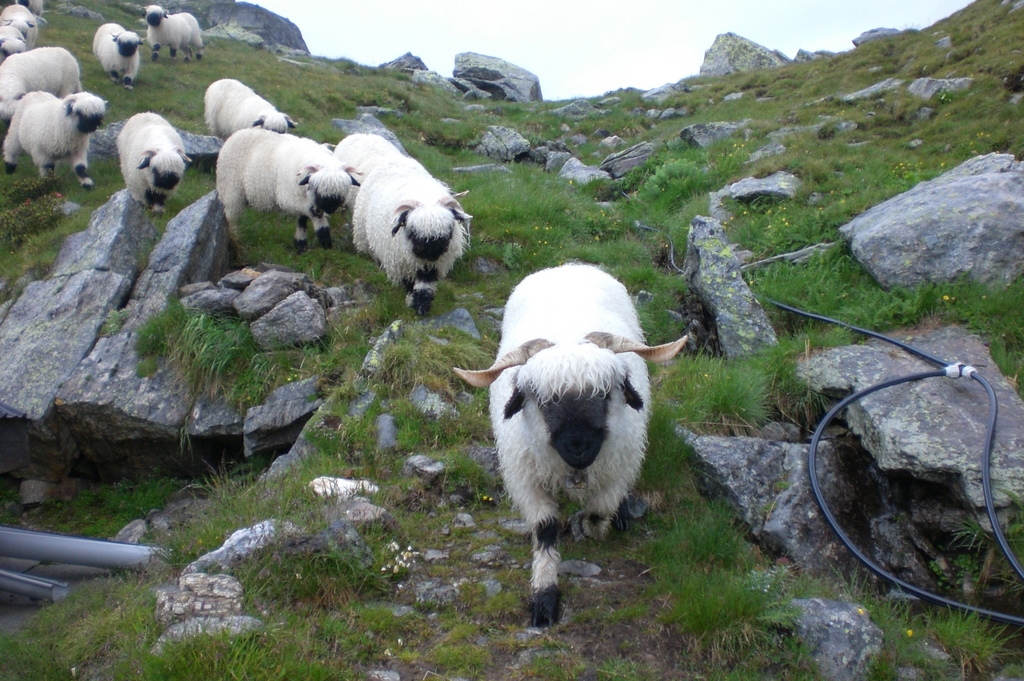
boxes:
[0,5,37,50]
[0,46,81,122]
[332,132,405,187]
[144,5,202,62]
[204,78,296,139]
[0,25,27,62]
[117,112,189,213]
[3,90,105,188]
[351,155,470,315]
[216,128,358,251]
[93,23,142,89]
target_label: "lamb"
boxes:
[204,78,296,139]
[216,128,360,252]
[117,112,190,212]
[93,23,142,89]
[3,90,106,188]
[351,155,470,316]
[453,263,687,626]
[144,5,202,62]
[0,26,26,62]
[332,132,405,187]
[15,0,43,16]
[0,4,37,50]
[0,46,81,122]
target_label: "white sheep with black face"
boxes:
[0,26,27,63]
[93,23,142,89]
[144,5,202,62]
[352,154,470,316]
[454,263,687,627]
[0,4,36,50]
[3,90,106,188]
[15,0,42,17]
[216,128,360,252]
[117,112,189,213]
[204,78,296,140]
[0,46,81,122]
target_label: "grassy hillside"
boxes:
[3,0,1024,678]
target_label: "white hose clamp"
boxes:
[945,363,977,379]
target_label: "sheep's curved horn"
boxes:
[453,338,554,388]
[584,331,688,364]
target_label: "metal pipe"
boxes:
[0,567,69,601]
[0,525,158,570]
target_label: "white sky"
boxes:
[253,0,976,101]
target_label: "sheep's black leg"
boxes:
[409,268,438,316]
[4,162,15,175]
[109,70,119,82]
[74,164,93,190]
[315,224,332,250]
[151,44,160,61]
[169,47,177,59]
[144,189,166,213]
[530,516,561,627]
[123,76,133,89]
[613,499,631,531]
[293,216,309,253]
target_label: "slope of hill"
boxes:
[2,1,1024,679]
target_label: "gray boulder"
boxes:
[233,270,315,320]
[679,120,749,148]
[453,52,542,102]
[641,82,690,104]
[243,377,323,458]
[683,216,777,358]
[746,140,786,164]
[410,70,462,97]
[841,78,903,103]
[476,125,531,163]
[0,191,157,480]
[56,192,232,481]
[549,100,608,118]
[792,598,884,681]
[187,395,244,439]
[728,171,801,202]
[839,153,1024,290]
[249,291,327,351]
[206,2,308,52]
[907,77,973,100]
[558,157,611,184]
[699,33,789,77]
[794,49,835,62]
[599,142,654,179]
[798,325,1024,511]
[379,52,428,73]
[89,121,222,169]
[852,28,902,47]
[180,287,240,316]
[331,114,407,155]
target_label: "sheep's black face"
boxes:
[76,113,104,134]
[539,393,609,470]
[152,169,180,190]
[146,11,163,26]
[313,191,344,216]
[410,231,452,262]
[118,39,140,57]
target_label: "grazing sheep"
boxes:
[15,0,42,16]
[351,155,470,315]
[204,78,296,139]
[216,128,360,252]
[453,264,687,626]
[93,23,141,89]
[0,4,36,50]
[332,132,405,187]
[0,46,81,122]
[0,26,26,62]
[3,90,106,188]
[144,5,202,62]
[117,112,190,212]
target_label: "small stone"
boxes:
[402,454,446,482]
[376,413,398,450]
[559,559,602,577]
[452,513,476,528]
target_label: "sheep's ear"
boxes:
[585,331,688,364]
[350,176,360,187]
[251,116,264,128]
[112,33,120,41]
[298,173,311,186]
[453,338,555,388]
[65,101,74,116]
[449,207,471,222]
[285,116,296,129]
[503,386,526,420]
[621,375,644,411]
[137,154,152,170]
[390,210,409,236]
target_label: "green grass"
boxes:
[5,0,1024,678]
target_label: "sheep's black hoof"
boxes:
[613,497,632,531]
[293,238,308,254]
[196,53,202,60]
[109,70,119,81]
[4,162,15,175]
[410,289,434,316]
[315,228,332,250]
[530,585,560,627]
[169,48,177,59]
[151,51,159,61]
[123,77,133,89]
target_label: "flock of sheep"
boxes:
[0,0,691,627]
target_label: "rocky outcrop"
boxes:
[699,33,789,77]
[206,2,308,53]
[0,191,157,480]
[379,52,428,73]
[55,192,232,481]
[840,153,1024,290]
[599,142,654,179]
[453,52,542,102]
[475,126,531,163]
[678,120,749,148]
[331,114,407,155]
[852,28,902,47]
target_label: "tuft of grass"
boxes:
[659,353,771,435]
